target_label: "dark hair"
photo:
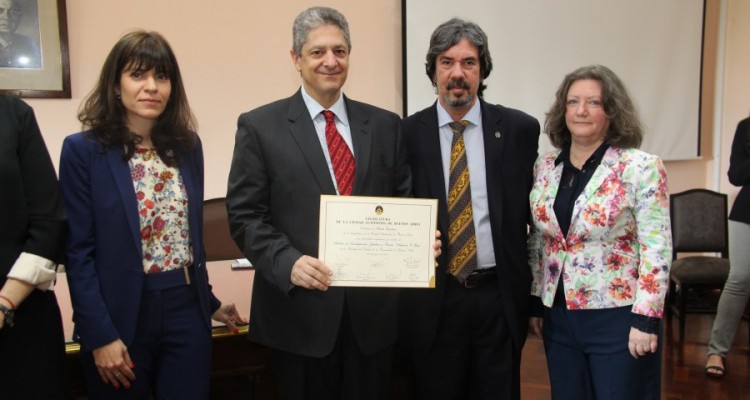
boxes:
[292,7,351,56]
[545,64,643,149]
[78,30,196,166]
[425,18,492,98]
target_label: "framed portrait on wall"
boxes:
[0,0,70,98]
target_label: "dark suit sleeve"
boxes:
[14,98,65,262]
[226,113,302,294]
[521,118,540,180]
[59,135,119,350]
[393,118,413,198]
[513,112,541,326]
[192,137,221,313]
[728,118,750,186]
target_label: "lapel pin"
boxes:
[494,131,502,139]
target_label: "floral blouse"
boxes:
[129,147,192,273]
[528,146,672,318]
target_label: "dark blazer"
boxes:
[0,95,69,398]
[59,133,220,352]
[728,118,750,224]
[399,99,539,354]
[0,95,65,281]
[226,89,411,357]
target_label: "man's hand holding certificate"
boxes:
[318,195,438,288]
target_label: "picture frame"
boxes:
[0,0,70,98]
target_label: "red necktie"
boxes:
[323,110,355,195]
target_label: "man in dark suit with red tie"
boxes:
[226,6,411,400]
[399,18,540,400]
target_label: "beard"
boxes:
[442,79,474,108]
[444,92,474,108]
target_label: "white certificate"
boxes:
[318,195,438,288]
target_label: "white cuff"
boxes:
[6,252,57,291]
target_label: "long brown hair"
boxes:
[78,30,196,166]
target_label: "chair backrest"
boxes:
[203,197,245,262]
[670,189,728,258]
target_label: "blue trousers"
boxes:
[81,276,212,399]
[543,304,662,400]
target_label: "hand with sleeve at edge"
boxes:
[290,255,332,291]
[628,327,658,358]
[93,339,136,390]
[0,278,34,329]
[212,302,248,334]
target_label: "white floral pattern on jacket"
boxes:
[528,146,672,318]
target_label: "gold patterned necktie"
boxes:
[447,120,478,283]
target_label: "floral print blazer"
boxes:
[528,146,672,318]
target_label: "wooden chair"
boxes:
[203,197,245,262]
[203,197,269,399]
[668,189,730,343]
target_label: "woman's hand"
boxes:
[0,278,35,330]
[628,327,658,358]
[92,339,135,389]
[212,302,247,334]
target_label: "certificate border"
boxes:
[319,195,438,288]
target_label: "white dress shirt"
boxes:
[300,86,355,195]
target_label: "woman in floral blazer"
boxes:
[528,65,671,400]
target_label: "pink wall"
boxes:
[18,0,747,340]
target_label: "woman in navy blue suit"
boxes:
[59,30,245,399]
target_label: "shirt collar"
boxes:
[436,99,481,128]
[555,142,610,166]
[300,86,349,126]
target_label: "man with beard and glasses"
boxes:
[399,18,539,400]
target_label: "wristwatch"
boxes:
[0,303,14,328]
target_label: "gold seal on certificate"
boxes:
[318,195,438,288]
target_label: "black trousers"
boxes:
[411,276,517,400]
[270,299,393,400]
[0,289,69,399]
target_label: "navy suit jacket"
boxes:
[227,90,411,357]
[399,99,540,354]
[59,132,220,352]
